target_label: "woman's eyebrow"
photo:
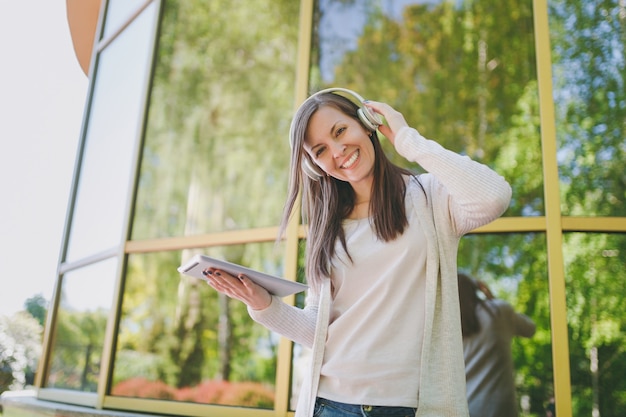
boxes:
[307,119,343,151]
[329,121,340,136]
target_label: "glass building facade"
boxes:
[35,1,625,417]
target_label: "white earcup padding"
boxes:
[357,105,383,131]
[302,158,324,180]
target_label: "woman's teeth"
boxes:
[341,150,359,169]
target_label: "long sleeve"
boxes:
[396,127,510,416]
[500,300,536,338]
[394,126,512,235]
[247,290,320,349]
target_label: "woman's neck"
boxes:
[351,180,372,204]
[348,177,373,219]
[347,199,370,219]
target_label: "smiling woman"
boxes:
[304,105,376,192]
[217,87,513,417]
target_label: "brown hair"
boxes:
[279,92,416,291]
[457,272,493,338]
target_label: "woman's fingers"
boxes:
[363,101,408,144]
[204,269,243,293]
[203,269,271,310]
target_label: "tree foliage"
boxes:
[46,307,107,392]
[24,294,48,327]
[0,312,43,394]
[551,0,626,217]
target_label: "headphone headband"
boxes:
[307,87,367,104]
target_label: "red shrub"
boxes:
[111,377,175,400]
[177,380,230,403]
[219,381,274,408]
[112,378,274,408]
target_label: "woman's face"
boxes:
[303,105,375,185]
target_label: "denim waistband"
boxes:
[315,397,416,417]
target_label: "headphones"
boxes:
[289,88,383,181]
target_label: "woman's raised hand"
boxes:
[363,101,409,145]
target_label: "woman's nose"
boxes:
[331,142,347,157]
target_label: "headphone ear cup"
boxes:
[358,105,383,131]
[302,158,324,181]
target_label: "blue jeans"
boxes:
[313,397,416,417]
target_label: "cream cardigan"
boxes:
[249,127,512,417]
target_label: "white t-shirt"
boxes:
[317,198,427,407]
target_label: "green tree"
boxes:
[24,294,48,326]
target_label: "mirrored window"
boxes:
[113,243,287,407]
[549,2,625,216]
[131,0,300,239]
[459,233,552,416]
[102,0,150,38]
[66,5,157,263]
[564,233,626,416]
[44,258,118,390]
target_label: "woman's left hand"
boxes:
[363,101,409,145]
[203,268,273,310]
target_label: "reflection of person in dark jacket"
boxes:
[545,396,556,416]
[458,273,536,417]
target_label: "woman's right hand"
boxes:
[477,281,495,300]
[203,268,272,310]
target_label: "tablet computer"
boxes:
[177,254,308,297]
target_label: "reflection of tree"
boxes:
[550,0,626,415]
[551,1,625,218]
[116,0,299,402]
[134,0,299,240]
[48,308,106,391]
[170,274,207,387]
[563,234,625,417]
